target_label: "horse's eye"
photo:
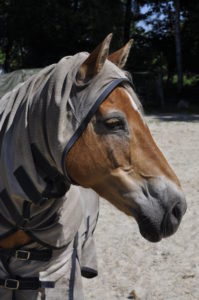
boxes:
[104,118,124,130]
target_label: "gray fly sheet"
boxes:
[0,69,41,99]
[0,186,99,300]
[0,53,131,299]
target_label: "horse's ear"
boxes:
[77,33,113,82]
[108,39,133,68]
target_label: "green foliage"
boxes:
[0,50,5,65]
[173,74,199,87]
[0,0,198,74]
[0,0,198,107]
[0,0,124,70]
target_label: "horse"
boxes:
[0,33,186,299]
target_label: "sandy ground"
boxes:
[83,114,199,300]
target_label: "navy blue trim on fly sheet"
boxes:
[61,77,131,181]
[69,233,78,300]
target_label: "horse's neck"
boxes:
[0,230,31,248]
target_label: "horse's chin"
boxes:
[132,213,161,242]
[135,207,181,243]
[124,202,161,242]
[138,226,162,243]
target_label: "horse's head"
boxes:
[65,34,187,242]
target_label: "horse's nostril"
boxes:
[161,202,183,238]
[171,202,182,222]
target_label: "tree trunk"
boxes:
[124,0,132,43]
[173,0,183,95]
[4,40,11,72]
[73,0,79,12]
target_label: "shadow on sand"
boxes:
[148,114,199,122]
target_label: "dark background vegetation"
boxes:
[0,0,198,112]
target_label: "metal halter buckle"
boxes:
[4,279,20,290]
[15,250,31,260]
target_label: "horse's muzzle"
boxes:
[134,177,187,242]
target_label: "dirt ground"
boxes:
[83,114,199,300]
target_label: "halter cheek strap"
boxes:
[62,77,132,185]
